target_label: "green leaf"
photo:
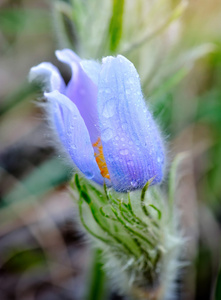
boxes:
[140,177,155,216]
[1,158,72,206]
[215,265,221,300]
[149,204,162,220]
[86,249,107,300]
[5,249,45,273]
[0,82,40,116]
[195,90,221,127]
[0,9,50,34]
[108,0,124,52]
[122,0,187,54]
[54,1,79,50]
[169,153,188,209]
[151,68,189,99]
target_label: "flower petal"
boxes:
[97,55,165,192]
[55,49,100,144]
[80,60,101,86]
[55,48,81,65]
[45,90,104,185]
[29,62,65,93]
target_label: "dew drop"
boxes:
[127,160,134,167]
[84,172,94,179]
[102,99,115,118]
[107,157,114,163]
[120,149,129,155]
[102,128,113,141]
[122,123,128,130]
[131,180,138,188]
[126,77,134,84]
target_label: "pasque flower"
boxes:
[30,49,165,192]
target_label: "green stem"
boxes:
[100,206,117,221]
[88,201,137,257]
[86,248,107,300]
[127,194,149,227]
[78,200,111,244]
[127,194,159,241]
[111,206,154,248]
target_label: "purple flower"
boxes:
[29,49,165,192]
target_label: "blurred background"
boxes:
[0,0,221,299]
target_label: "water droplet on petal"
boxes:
[105,88,111,94]
[120,149,129,155]
[157,156,162,163]
[127,160,134,167]
[84,172,94,179]
[102,99,115,118]
[107,156,114,163]
[122,123,128,130]
[131,180,138,188]
[102,128,113,141]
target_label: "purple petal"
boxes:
[97,55,165,192]
[29,62,65,93]
[45,90,104,185]
[55,49,100,144]
[80,60,101,85]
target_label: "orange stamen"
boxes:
[93,137,110,180]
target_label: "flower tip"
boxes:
[28,66,36,83]
[28,64,46,83]
[102,56,115,64]
[116,54,132,64]
[44,90,59,100]
[55,49,81,65]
